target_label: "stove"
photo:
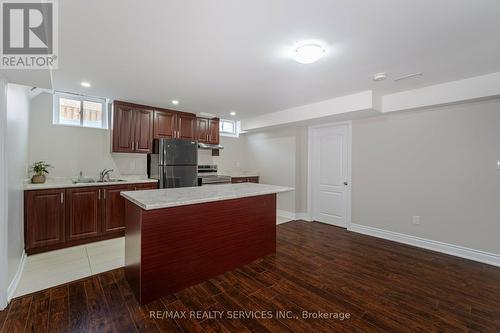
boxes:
[197,165,231,185]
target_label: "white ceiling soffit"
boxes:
[49,0,500,118]
[381,72,500,113]
[241,72,500,131]
[0,69,52,89]
[242,91,374,131]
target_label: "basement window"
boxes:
[53,92,109,129]
[219,119,240,138]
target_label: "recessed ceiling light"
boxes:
[171,100,179,105]
[81,81,91,87]
[372,73,387,82]
[229,111,236,116]
[291,43,325,64]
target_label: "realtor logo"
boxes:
[1,0,58,69]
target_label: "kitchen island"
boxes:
[121,183,293,304]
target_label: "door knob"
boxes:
[344,181,348,186]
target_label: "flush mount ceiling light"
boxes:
[81,81,91,87]
[229,111,236,116]
[372,73,387,82]
[171,100,179,105]
[291,43,326,64]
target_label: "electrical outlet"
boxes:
[412,216,421,225]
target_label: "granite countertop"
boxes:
[121,183,293,210]
[24,176,158,190]
[218,171,259,178]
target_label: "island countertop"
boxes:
[120,183,293,210]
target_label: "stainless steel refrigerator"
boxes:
[148,139,198,188]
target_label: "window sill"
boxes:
[52,122,109,131]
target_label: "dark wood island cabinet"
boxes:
[121,183,292,304]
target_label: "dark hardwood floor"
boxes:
[1,221,499,332]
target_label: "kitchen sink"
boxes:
[72,179,126,184]
[72,179,96,184]
[98,179,126,183]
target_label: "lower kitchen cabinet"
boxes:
[24,182,157,254]
[66,187,102,241]
[102,185,133,234]
[231,176,259,184]
[133,182,158,190]
[25,189,65,249]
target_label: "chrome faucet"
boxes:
[99,169,114,182]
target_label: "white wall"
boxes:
[198,130,305,215]
[245,127,299,213]
[0,79,8,309]
[352,99,500,255]
[213,136,246,172]
[29,93,146,178]
[5,84,30,299]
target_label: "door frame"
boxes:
[307,121,352,228]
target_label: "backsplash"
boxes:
[197,150,214,165]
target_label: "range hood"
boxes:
[198,142,224,150]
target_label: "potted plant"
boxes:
[30,161,53,184]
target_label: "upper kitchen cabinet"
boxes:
[112,101,153,153]
[154,109,196,140]
[196,117,219,144]
[208,118,220,144]
[177,113,196,140]
[196,117,209,143]
[154,109,176,139]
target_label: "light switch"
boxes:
[497,161,500,170]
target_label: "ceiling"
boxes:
[3,0,500,119]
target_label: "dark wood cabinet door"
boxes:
[103,185,133,234]
[25,189,65,249]
[247,177,259,183]
[154,109,176,139]
[134,182,158,190]
[196,118,209,143]
[177,113,196,140]
[231,177,247,184]
[112,104,135,153]
[66,187,101,241]
[134,108,154,153]
[208,118,220,144]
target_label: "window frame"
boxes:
[219,119,240,138]
[53,92,109,129]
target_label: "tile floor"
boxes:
[14,237,124,297]
[14,215,293,298]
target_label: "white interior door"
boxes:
[310,123,350,227]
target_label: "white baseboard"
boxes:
[349,224,500,267]
[276,210,312,222]
[276,210,295,220]
[7,251,26,301]
[295,213,312,221]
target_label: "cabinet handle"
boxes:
[132,141,135,151]
[60,192,64,204]
[98,189,101,200]
[103,189,106,200]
